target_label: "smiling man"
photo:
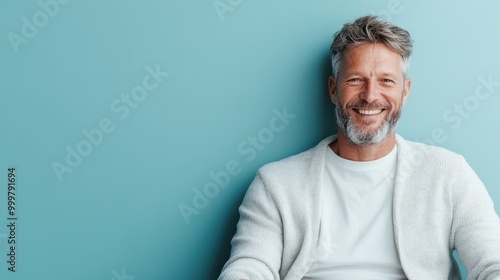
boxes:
[218,15,500,280]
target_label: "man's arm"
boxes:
[218,172,283,280]
[452,157,500,279]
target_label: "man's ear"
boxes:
[328,76,337,104]
[402,77,411,106]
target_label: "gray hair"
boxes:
[330,15,413,78]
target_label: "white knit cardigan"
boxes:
[218,135,500,280]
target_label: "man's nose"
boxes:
[360,79,379,103]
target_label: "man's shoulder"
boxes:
[397,135,466,165]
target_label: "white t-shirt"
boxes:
[303,145,407,280]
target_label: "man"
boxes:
[218,15,500,280]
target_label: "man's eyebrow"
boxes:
[379,72,399,78]
[342,71,364,78]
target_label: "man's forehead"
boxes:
[339,43,403,76]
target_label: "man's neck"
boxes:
[329,130,397,161]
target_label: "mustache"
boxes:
[345,101,391,109]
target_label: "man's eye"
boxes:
[383,79,394,83]
[349,78,361,83]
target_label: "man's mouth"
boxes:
[353,109,383,115]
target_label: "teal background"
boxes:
[1,0,499,279]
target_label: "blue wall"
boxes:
[1,0,499,279]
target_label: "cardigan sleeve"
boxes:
[451,157,500,280]
[218,171,284,280]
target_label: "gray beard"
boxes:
[335,101,401,146]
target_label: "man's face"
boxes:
[329,43,411,145]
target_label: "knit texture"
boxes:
[218,135,500,280]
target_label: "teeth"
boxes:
[358,109,382,115]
